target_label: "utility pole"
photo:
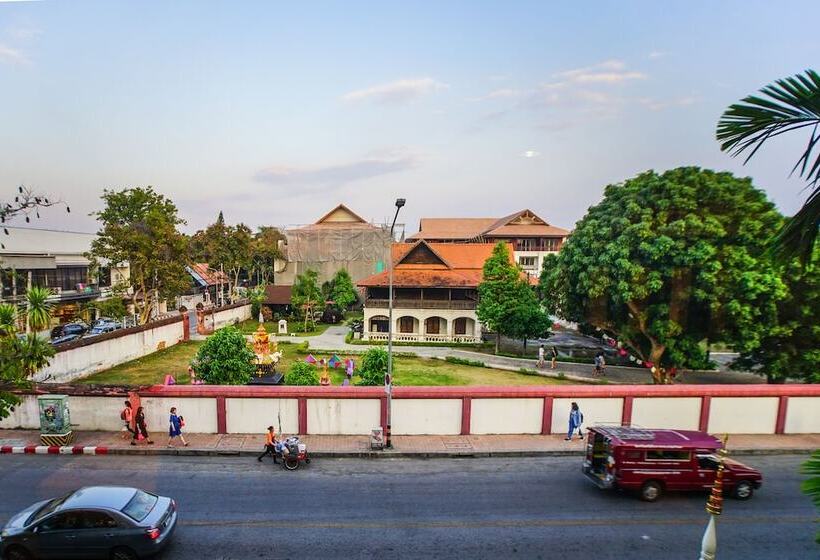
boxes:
[385,198,406,449]
[699,436,729,560]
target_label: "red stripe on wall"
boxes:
[621,396,634,426]
[541,397,553,435]
[216,396,227,435]
[461,397,472,436]
[775,396,789,434]
[297,397,308,435]
[699,396,711,432]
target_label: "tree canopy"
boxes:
[189,212,254,302]
[329,269,358,310]
[191,326,256,385]
[291,269,323,331]
[542,167,785,383]
[89,187,189,324]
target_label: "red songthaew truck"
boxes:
[582,426,762,502]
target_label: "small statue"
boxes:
[320,359,331,386]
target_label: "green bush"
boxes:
[192,326,256,385]
[296,340,310,354]
[287,361,319,386]
[356,347,389,386]
[445,356,486,368]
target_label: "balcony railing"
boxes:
[365,298,477,310]
[367,332,480,344]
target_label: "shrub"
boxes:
[287,361,319,386]
[445,356,486,368]
[296,340,310,354]
[356,347,389,386]
[192,326,256,385]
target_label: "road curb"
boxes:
[1,446,813,459]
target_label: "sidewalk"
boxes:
[2,429,817,458]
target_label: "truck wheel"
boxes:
[640,480,663,502]
[733,481,753,500]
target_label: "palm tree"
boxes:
[717,69,820,262]
[0,303,16,337]
[802,450,820,543]
[16,333,54,377]
[24,286,53,332]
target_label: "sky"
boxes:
[1,0,819,236]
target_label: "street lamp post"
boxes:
[699,436,728,560]
[385,197,405,449]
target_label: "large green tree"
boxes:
[191,326,256,385]
[717,69,820,262]
[731,249,819,383]
[329,269,358,310]
[478,242,548,354]
[252,226,286,284]
[542,167,785,383]
[189,213,254,303]
[90,187,189,324]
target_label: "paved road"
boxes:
[0,455,814,559]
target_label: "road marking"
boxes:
[179,515,813,530]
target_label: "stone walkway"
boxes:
[277,326,763,385]
[2,429,817,458]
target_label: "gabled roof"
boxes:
[315,204,367,225]
[187,263,229,287]
[409,209,569,241]
[358,242,511,288]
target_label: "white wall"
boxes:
[632,397,701,430]
[307,399,381,435]
[139,397,218,434]
[213,304,252,329]
[35,319,185,383]
[784,397,820,434]
[708,397,779,435]
[471,398,542,434]
[0,394,39,429]
[551,398,622,435]
[392,399,462,435]
[226,398,299,434]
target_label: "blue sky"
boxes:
[1,0,819,234]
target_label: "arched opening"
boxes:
[453,317,475,337]
[397,316,419,334]
[369,315,389,333]
[424,316,447,335]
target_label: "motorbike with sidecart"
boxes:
[275,436,311,470]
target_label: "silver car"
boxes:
[0,486,177,560]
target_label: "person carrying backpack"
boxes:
[120,401,134,439]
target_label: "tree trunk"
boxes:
[495,331,500,355]
[649,344,667,384]
[523,337,527,356]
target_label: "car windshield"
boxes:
[27,493,71,525]
[121,490,158,522]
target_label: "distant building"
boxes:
[274,204,398,287]
[357,241,512,343]
[0,226,129,326]
[181,263,231,309]
[409,209,569,276]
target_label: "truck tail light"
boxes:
[146,528,161,540]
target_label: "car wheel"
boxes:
[733,481,754,500]
[640,480,663,502]
[110,546,138,560]
[3,545,33,560]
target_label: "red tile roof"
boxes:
[188,263,229,286]
[409,209,569,240]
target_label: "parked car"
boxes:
[0,486,177,560]
[50,322,88,339]
[49,334,82,346]
[582,426,762,502]
[86,318,121,336]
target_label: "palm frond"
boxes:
[718,70,820,260]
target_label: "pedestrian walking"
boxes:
[257,426,278,463]
[131,406,154,445]
[167,407,189,447]
[598,353,607,377]
[593,353,603,377]
[565,402,584,441]
[120,401,134,439]
[537,344,545,368]
[550,346,558,369]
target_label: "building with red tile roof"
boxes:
[357,241,513,343]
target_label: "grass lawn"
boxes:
[236,319,331,337]
[74,339,571,386]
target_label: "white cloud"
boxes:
[342,78,447,104]
[556,60,646,84]
[648,51,668,60]
[254,150,421,189]
[522,150,540,158]
[0,44,26,64]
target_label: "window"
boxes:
[399,316,415,333]
[697,455,719,470]
[29,494,71,525]
[646,450,691,461]
[39,512,83,532]
[454,318,467,335]
[121,490,158,522]
[518,256,537,269]
[623,450,642,460]
[425,317,440,334]
[369,317,388,333]
[57,267,89,291]
[517,238,533,251]
[82,511,119,529]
